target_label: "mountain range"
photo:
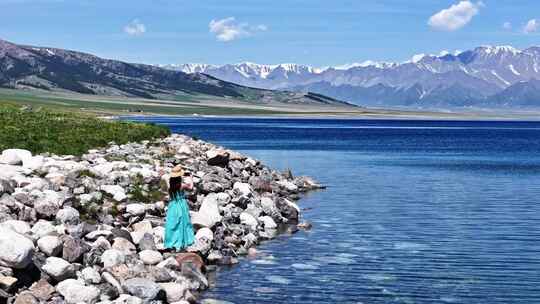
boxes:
[162,46,540,109]
[0,39,351,108]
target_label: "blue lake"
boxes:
[127,117,540,304]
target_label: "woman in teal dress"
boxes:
[164,165,195,251]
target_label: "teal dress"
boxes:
[164,191,195,250]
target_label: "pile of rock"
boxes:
[0,134,323,303]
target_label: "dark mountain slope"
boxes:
[0,39,353,107]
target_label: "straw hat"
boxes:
[170,165,184,178]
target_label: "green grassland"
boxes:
[0,89,296,116]
[0,103,170,155]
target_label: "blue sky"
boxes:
[1,0,539,66]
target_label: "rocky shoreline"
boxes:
[0,133,323,304]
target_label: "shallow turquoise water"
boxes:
[128,117,540,304]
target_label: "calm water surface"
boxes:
[128,117,540,304]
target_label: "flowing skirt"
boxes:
[164,192,195,250]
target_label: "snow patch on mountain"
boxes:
[159,45,540,108]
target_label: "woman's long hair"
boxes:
[169,176,183,200]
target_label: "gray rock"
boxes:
[145,266,173,282]
[207,251,224,264]
[233,182,253,197]
[110,294,144,304]
[181,262,208,289]
[30,220,56,239]
[277,198,300,220]
[37,235,63,257]
[55,207,80,225]
[111,228,134,243]
[277,180,299,192]
[138,233,157,251]
[101,185,127,202]
[112,237,136,254]
[85,230,112,241]
[1,220,31,235]
[0,180,15,195]
[240,212,258,230]
[260,196,279,218]
[62,236,90,263]
[81,267,101,284]
[206,149,229,167]
[34,197,60,219]
[0,275,17,292]
[138,250,163,265]
[126,204,146,216]
[13,291,39,304]
[159,282,189,303]
[259,215,278,229]
[42,257,75,281]
[122,278,162,302]
[244,204,262,218]
[0,226,34,268]
[195,227,213,241]
[102,271,123,295]
[156,257,179,269]
[101,249,126,268]
[28,279,55,301]
[56,279,101,304]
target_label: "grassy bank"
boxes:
[0,89,296,116]
[0,103,170,156]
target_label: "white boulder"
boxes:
[126,203,146,216]
[195,227,214,242]
[56,207,80,225]
[56,279,101,304]
[259,215,278,229]
[37,235,63,257]
[0,149,32,166]
[138,250,163,265]
[42,257,75,280]
[0,226,34,268]
[233,182,253,197]
[31,220,56,239]
[240,212,258,230]
[101,185,127,202]
[101,249,126,268]
[1,220,31,235]
[81,267,102,284]
[191,194,222,228]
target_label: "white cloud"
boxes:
[124,19,146,36]
[428,1,484,31]
[503,22,512,30]
[209,17,267,42]
[255,24,268,31]
[524,19,539,34]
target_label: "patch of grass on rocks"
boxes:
[0,103,170,155]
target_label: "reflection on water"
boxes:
[126,117,540,304]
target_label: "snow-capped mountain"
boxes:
[163,45,540,108]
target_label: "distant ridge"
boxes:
[163,45,540,109]
[0,39,353,108]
